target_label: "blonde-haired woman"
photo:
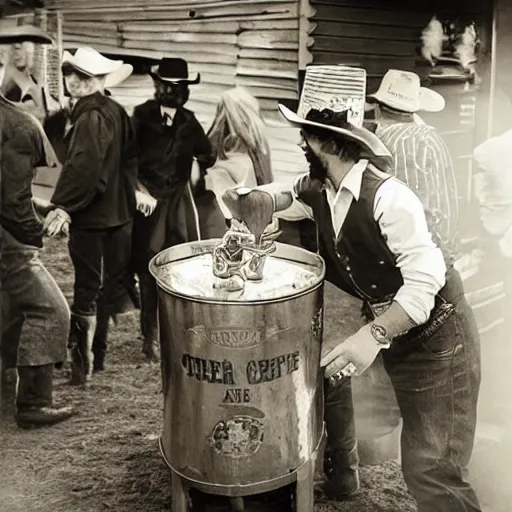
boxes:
[194,88,272,236]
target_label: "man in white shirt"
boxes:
[223,106,482,511]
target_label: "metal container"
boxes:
[149,240,325,497]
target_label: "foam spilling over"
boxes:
[156,253,320,301]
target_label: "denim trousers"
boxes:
[325,296,482,512]
[0,229,69,368]
[68,221,136,317]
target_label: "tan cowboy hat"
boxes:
[368,69,445,113]
[62,47,127,78]
[0,25,54,44]
[278,104,392,159]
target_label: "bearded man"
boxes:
[131,58,215,360]
[223,105,482,512]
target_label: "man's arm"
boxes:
[374,177,446,335]
[51,109,113,213]
[193,119,215,171]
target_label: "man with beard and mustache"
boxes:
[44,47,139,384]
[131,58,215,361]
[222,105,482,512]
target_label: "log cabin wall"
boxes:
[309,0,489,243]
[45,0,314,184]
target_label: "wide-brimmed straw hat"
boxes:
[149,58,200,85]
[62,47,132,83]
[368,69,445,113]
[278,104,392,159]
[0,25,54,44]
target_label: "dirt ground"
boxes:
[0,236,417,512]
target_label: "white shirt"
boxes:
[160,106,176,125]
[270,161,447,325]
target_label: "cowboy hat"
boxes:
[61,49,133,87]
[368,69,445,113]
[278,104,392,159]
[0,25,54,45]
[61,47,126,78]
[149,58,200,84]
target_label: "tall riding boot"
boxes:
[138,272,159,362]
[323,443,360,500]
[16,365,75,428]
[69,314,97,386]
[92,295,110,373]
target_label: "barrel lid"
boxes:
[149,240,325,305]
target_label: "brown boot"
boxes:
[69,314,97,386]
[16,365,76,428]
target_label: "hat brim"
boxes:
[62,51,124,77]
[0,26,54,45]
[278,104,392,159]
[105,63,133,88]
[368,86,445,113]
[149,71,201,85]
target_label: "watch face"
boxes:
[371,324,390,347]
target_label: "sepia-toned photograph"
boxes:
[0,0,510,511]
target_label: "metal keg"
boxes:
[149,238,325,510]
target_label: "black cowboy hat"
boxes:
[149,58,200,85]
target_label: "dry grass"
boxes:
[0,236,415,512]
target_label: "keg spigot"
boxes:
[212,226,281,291]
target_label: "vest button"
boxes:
[379,260,385,265]
[371,284,377,289]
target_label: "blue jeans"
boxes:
[326,296,482,512]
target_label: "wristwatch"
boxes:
[370,324,391,349]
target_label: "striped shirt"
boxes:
[372,121,459,262]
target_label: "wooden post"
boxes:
[297,0,315,72]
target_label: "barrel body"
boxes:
[150,241,325,492]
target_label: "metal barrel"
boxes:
[150,240,325,496]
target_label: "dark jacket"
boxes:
[51,92,137,229]
[0,96,53,247]
[132,99,214,200]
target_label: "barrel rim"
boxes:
[149,240,326,305]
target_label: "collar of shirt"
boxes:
[323,159,368,238]
[160,106,177,126]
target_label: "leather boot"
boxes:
[138,272,159,362]
[92,295,110,373]
[1,366,18,422]
[69,314,97,386]
[323,443,360,500]
[15,365,75,428]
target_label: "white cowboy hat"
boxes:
[62,47,126,78]
[278,104,392,159]
[368,69,445,113]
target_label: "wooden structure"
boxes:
[45,0,318,184]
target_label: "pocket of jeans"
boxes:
[419,309,461,360]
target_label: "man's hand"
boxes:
[44,208,71,237]
[135,190,157,217]
[320,324,382,379]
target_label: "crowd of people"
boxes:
[2,21,510,512]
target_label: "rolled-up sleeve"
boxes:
[374,178,446,325]
[51,110,113,213]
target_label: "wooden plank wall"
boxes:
[46,0,312,183]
